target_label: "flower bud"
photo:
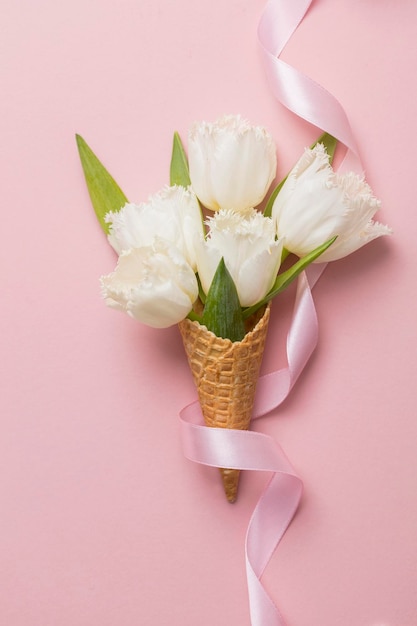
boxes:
[195,209,283,307]
[105,185,203,270]
[188,114,277,213]
[272,144,392,261]
[101,239,198,328]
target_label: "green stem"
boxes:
[187,310,203,323]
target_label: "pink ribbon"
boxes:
[179,2,362,624]
[180,265,322,625]
[258,0,362,173]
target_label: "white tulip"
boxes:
[100,239,198,328]
[105,185,203,270]
[272,143,392,261]
[188,114,277,213]
[196,209,283,307]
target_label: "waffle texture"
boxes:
[178,304,270,502]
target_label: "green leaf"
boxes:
[242,237,337,320]
[263,177,286,218]
[76,134,128,234]
[170,131,191,188]
[170,130,205,234]
[202,258,245,342]
[263,132,337,218]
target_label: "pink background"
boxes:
[1,1,416,625]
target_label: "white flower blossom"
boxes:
[105,185,203,270]
[100,239,198,328]
[195,209,283,307]
[272,144,392,261]
[188,114,277,213]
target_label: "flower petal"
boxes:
[101,241,198,328]
[188,114,277,213]
[106,186,203,270]
[272,143,391,260]
[196,208,282,306]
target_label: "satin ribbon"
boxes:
[258,0,362,173]
[179,2,362,624]
[180,265,322,625]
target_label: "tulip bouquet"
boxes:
[77,114,391,502]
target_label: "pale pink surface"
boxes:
[1,1,416,625]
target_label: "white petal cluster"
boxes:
[99,116,391,331]
[196,209,283,307]
[188,114,277,214]
[101,240,198,328]
[272,144,392,262]
[101,185,203,328]
[106,185,202,270]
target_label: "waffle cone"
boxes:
[178,304,270,502]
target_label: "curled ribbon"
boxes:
[180,265,322,625]
[179,1,362,624]
[258,0,362,173]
